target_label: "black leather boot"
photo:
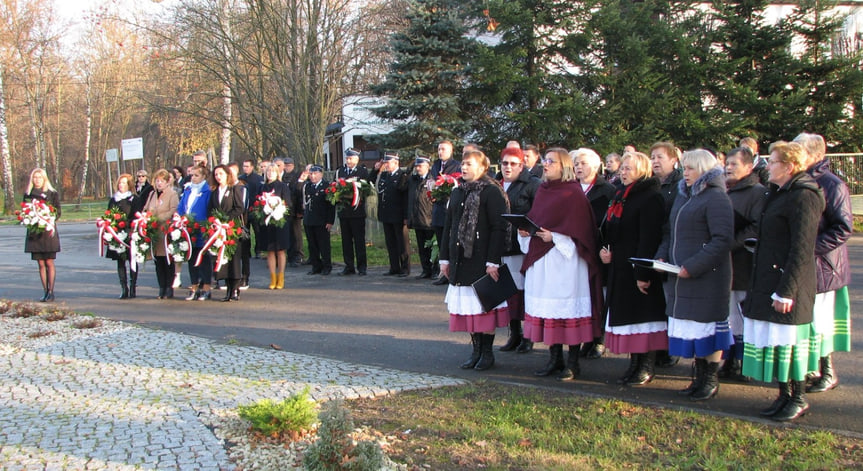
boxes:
[117,264,129,299]
[679,358,706,396]
[807,355,839,393]
[557,345,581,381]
[627,351,656,386]
[499,320,522,352]
[690,361,720,401]
[772,380,809,421]
[516,338,534,353]
[616,354,640,384]
[220,279,235,302]
[718,344,735,379]
[460,334,482,369]
[474,334,496,371]
[534,344,565,376]
[655,349,679,367]
[760,381,792,417]
[128,269,138,298]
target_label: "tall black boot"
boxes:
[760,381,792,417]
[690,361,720,401]
[474,334,496,371]
[616,353,640,384]
[534,344,565,376]
[499,320,522,352]
[627,351,656,386]
[807,355,839,393]
[516,338,534,353]
[460,334,482,369]
[718,343,735,379]
[557,345,581,381]
[128,268,138,298]
[220,279,236,302]
[679,358,707,396]
[773,380,809,421]
[117,263,129,299]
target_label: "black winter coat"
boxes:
[407,171,434,230]
[585,176,616,229]
[440,177,508,286]
[659,167,683,219]
[656,167,734,323]
[334,165,370,219]
[744,172,825,325]
[808,158,853,292]
[209,185,247,280]
[727,173,767,290]
[104,193,138,261]
[602,177,667,327]
[23,189,61,254]
[501,169,540,256]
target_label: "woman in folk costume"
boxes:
[744,141,824,422]
[518,147,604,381]
[440,150,510,371]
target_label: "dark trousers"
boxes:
[154,256,176,292]
[433,225,444,275]
[414,228,435,275]
[339,216,367,272]
[383,221,409,274]
[304,224,331,272]
[189,247,212,286]
[251,220,265,255]
[290,217,305,262]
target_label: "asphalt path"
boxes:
[2,221,861,436]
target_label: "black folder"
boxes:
[502,213,541,236]
[472,264,519,312]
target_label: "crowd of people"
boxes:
[20,132,851,422]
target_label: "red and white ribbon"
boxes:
[96,218,129,257]
[165,214,192,265]
[196,218,231,272]
[129,211,152,273]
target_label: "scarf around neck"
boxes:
[113,191,132,201]
[457,176,509,258]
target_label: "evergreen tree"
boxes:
[370,0,478,150]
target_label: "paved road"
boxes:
[1,222,861,436]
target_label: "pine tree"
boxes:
[370,0,478,150]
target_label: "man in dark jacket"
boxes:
[430,140,461,284]
[302,165,335,275]
[371,152,410,276]
[334,148,370,276]
[524,144,543,178]
[407,155,435,279]
[240,159,265,260]
[722,146,767,381]
[796,132,853,394]
[281,157,305,266]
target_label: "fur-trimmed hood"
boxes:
[678,166,725,197]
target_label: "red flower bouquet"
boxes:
[326,177,373,210]
[16,199,57,235]
[96,207,130,257]
[429,173,462,202]
[196,211,242,272]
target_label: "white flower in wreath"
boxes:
[103,233,113,242]
[172,254,185,262]
[171,229,181,240]
[214,239,224,248]
[178,241,189,251]
[117,231,127,239]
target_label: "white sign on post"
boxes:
[121,138,144,161]
[105,148,119,162]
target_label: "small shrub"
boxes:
[0,300,13,315]
[27,330,56,338]
[303,400,385,471]
[10,303,40,318]
[42,307,69,322]
[238,387,318,437]
[72,318,102,329]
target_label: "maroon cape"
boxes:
[521,179,604,338]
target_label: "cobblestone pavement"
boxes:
[0,316,465,470]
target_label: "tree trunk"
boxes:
[0,65,15,214]
[78,75,93,204]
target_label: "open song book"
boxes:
[628,257,682,275]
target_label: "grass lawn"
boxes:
[346,381,863,470]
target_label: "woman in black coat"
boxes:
[440,150,509,371]
[599,152,668,386]
[105,173,139,299]
[23,168,61,302]
[743,141,825,422]
[209,165,247,302]
[261,163,293,289]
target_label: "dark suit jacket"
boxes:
[371,168,409,225]
[303,180,335,226]
[334,165,370,219]
[430,158,460,227]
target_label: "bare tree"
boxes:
[0,62,14,213]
